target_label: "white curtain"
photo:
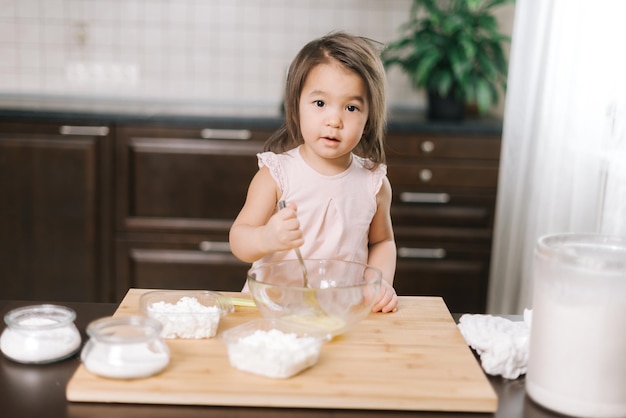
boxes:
[487,0,626,314]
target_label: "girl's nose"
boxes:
[325,109,342,128]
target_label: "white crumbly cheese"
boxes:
[147,296,221,339]
[226,329,321,378]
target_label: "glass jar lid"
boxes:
[86,315,163,344]
[4,304,77,330]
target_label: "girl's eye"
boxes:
[346,105,359,112]
[314,100,325,107]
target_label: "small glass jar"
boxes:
[81,315,170,379]
[0,304,81,364]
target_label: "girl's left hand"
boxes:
[372,281,398,313]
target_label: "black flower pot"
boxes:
[427,90,465,121]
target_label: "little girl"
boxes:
[229,32,398,313]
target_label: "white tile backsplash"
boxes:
[14,1,39,19]
[0,0,424,113]
[42,0,66,20]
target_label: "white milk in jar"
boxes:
[81,315,170,379]
[0,304,81,364]
[526,233,626,418]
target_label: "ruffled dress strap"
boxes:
[371,162,388,194]
[257,151,285,191]
[353,155,387,195]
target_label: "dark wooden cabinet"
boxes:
[1,110,500,311]
[385,131,501,313]
[0,120,113,302]
[113,123,275,300]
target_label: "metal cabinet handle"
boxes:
[420,140,435,153]
[200,129,252,140]
[59,125,109,136]
[398,247,446,259]
[400,192,450,204]
[419,169,433,182]
[198,241,231,253]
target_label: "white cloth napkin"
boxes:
[457,310,532,379]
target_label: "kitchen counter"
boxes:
[0,299,565,418]
[0,95,502,135]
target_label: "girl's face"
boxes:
[298,60,369,174]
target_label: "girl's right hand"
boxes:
[262,202,304,253]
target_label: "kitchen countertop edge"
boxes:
[0,107,503,135]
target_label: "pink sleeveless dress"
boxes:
[253,145,387,267]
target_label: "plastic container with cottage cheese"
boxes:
[81,315,170,379]
[139,290,233,339]
[0,304,81,364]
[221,318,327,379]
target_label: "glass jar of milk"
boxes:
[81,315,170,379]
[0,304,81,364]
[527,233,626,418]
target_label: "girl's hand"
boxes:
[261,202,304,253]
[372,281,398,313]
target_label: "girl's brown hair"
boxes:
[265,32,387,166]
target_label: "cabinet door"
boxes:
[115,234,249,298]
[392,229,492,313]
[116,126,270,232]
[385,131,501,313]
[114,125,271,297]
[0,122,112,302]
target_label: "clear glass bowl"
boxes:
[81,315,170,379]
[139,290,236,339]
[247,259,382,338]
[0,304,81,364]
[221,318,326,379]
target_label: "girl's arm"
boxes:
[229,167,304,263]
[367,176,399,313]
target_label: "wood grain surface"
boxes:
[66,289,497,412]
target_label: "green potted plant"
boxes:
[382,0,514,120]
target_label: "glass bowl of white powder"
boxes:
[139,290,234,339]
[247,259,382,338]
[221,318,327,379]
[81,315,170,379]
[0,304,81,364]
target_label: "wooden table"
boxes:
[1,298,567,418]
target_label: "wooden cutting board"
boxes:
[66,289,497,412]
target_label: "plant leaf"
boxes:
[484,0,516,10]
[475,79,493,113]
[415,49,443,86]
